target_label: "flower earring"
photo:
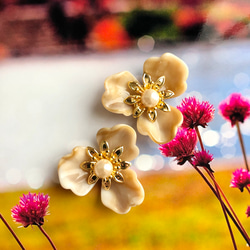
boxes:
[102,52,189,144]
[58,124,144,214]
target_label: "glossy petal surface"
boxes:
[143,53,188,97]
[101,169,144,214]
[137,106,183,144]
[102,71,138,116]
[58,146,96,196]
[96,124,139,161]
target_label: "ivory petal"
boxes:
[137,106,183,144]
[102,71,138,116]
[143,53,188,97]
[58,146,95,196]
[101,169,144,214]
[96,124,139,162]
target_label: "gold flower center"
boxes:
[141,89,160,108]
[124,73,174,122]
[80,141,131,190]
[94,159,113,179]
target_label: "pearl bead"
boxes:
[141,89,160,108]
[94,159,113,179]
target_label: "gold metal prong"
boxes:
[114,172,124,183]
[147,109,157,122]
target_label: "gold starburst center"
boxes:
[80,141,131,190]
[124,73,174,122]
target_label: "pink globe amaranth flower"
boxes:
[191,150,214,173]
[177,96,215,129]
[218,93,250,127]
[230,168,250,192]
[11,192,49,228]
[159,127,197,165]
[246,206,250,218]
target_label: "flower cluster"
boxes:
[160,96,215,172]
[160,93,250,247]
[11,192,49,228]
[219,93,250,217]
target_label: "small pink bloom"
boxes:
[218,93,250,127]
[230,168,250,192]
[177,96,215,129]
[11,192,49,228]
[246,206,250,218]
[191,150,214,172]
[159,127,197,165]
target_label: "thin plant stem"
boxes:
[206,170,237,249]
[216,180,250,243]
[37,225,57,250]
[0,213,25,250]
[236,121,249,171]
[195,126,240,249]
[246,186,250,194]
[195,126,205,151]
[189,164,250,245]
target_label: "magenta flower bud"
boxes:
[11,192,49,228]
[246,206,250,218]
[191,150,214,173]
[177,96,215,129]
[219,93,250,127]
[159,127,197,165]
[230,168,250,192]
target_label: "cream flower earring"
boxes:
[102,53,188,144]
[58,124,144,214]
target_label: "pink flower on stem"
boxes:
[246,206,250,218]
[230,168,250,192]
[177,96,215,129]
[218,93,250,127]
[191,150,214,173]
[11,193,49,228]
[159,127,197,165]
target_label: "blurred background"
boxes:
[0,0,250,249]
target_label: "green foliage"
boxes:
[122,9,179,41]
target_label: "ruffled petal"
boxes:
[102,71,138,116]
[137,106,183,144]
[58,146,96,196]
[143,53,188,97]
[96,124,139,162]
[101,169,144,214]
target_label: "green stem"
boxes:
[37,225,57,250]
[0,213,25,250]
[236,121,249,171]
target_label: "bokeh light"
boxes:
[6,168,22,185]
[25,168,45,189]
[234,72,250,89]
[137,35,155,52]
[202,130,220,147]
[135,154,165,171]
